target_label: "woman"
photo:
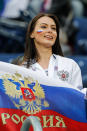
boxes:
[22,13,83,91]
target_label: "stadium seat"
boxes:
[74,17,87,55]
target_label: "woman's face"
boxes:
[30,16,57,48]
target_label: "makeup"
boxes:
[37,30,43,33]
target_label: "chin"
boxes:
[44,43,54,48]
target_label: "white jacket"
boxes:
[23,54,83,91]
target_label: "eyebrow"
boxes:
[40,23,56,26]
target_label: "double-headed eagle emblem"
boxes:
[2,72,49,114]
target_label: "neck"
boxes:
[37,47,52,69]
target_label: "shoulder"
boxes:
[54,54,75,63]
[54,54,80,68]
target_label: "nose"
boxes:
[47,27,52,33]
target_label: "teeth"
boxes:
[45,35,53,39]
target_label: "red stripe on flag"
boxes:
[0,108,87,131]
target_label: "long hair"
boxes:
[23,13,63,68]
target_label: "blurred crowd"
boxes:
[0,0,87,55]
[0,0,87,87]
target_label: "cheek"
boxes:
[55,32,57,38]
[36,30,44,38]
[37,29,43,33]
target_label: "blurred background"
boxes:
[0,0,87,88]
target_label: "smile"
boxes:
[44,35,53,39]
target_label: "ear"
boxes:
[30,32,34,38]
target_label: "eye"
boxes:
[40,25,47,29]
[52,27,56,31]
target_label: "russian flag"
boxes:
[0,61,87,131]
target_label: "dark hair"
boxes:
[23,13,63,67]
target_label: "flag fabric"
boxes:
[0,61,87,131]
